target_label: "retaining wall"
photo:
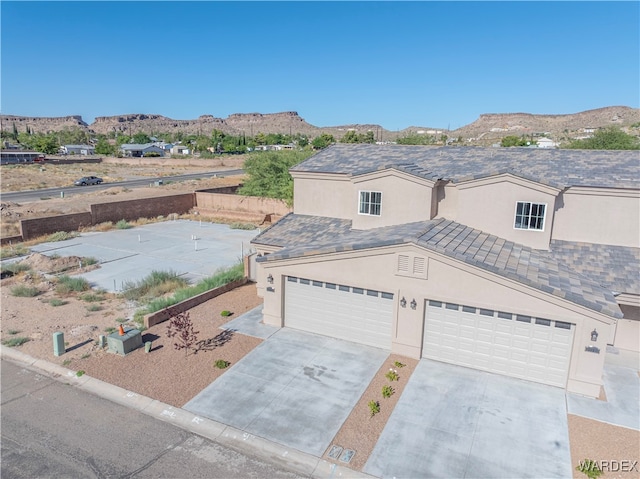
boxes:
[91,194,195,224]
[144,278,248,328]
[20,212,93,241]
[195,191,290,216]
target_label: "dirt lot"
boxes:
[0,158,247,237]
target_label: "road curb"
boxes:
[0,345,376,479]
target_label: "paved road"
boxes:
[1,359,304,479]
[0,169,244,204]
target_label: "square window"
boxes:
[514,202,546,231]
[359,191,382,216]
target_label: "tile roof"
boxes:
[291,144,640,189]
[547,240,640,296]
[253,214,622,318]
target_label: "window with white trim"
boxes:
[359,191,382,216]
[514,202,546,230]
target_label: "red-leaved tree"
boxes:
[166,309,199,356]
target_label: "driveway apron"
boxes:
[364,360,572,478]
[184,328,388,457]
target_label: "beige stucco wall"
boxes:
[292,173,353,219]
[257,243,613,397]
[452,175,560,250]
[612,304,640,352]
[552,188,640,247]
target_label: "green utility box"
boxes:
[107,328,142,356]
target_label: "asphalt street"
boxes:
[1,359,304,479]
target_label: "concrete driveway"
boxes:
[364,360,572,479]
[28,220,257,292]
[184,328,388,457]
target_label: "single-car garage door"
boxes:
[423,300,574,387]
[284,276,394,349]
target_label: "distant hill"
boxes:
[2,106,638,144]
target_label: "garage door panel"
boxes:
[284,277,392,350]
[423,301,574,388]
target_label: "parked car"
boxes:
[74,176,103,186]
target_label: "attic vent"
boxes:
[396,253,428,280]
[398,255,410,273]
[413,257,426,275]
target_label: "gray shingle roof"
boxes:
[253,214,622,318]
[547,240,640,295]
[291,144,640,189]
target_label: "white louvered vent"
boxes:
[398,255,410,273]
[413,257,426,275]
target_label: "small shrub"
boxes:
[46,231,78,242]
[2,337,30,347]
[229,222,257,230]
[385,369,399,382]
[49,299,68,307]
[576,459,603,479]
[7,329,21,335]
[393,361,406,368]
[76,370,85,377]
[166,309,199,356]
[368,400,380,417]
[81,353,91,359]
[62,359,71,366]
[121,270,187,301]
[382,385,395,398]
[116,219,131,229]
[56,275,90,294]
[81,256,98,266]
[80,293,104,302]
[220,310,232,317]
[215,359,230,369]
[0,243,29,260]
[11,285,39,297]
[104,327,117,334]
[116,317,128,323]
[0,262,31,276]
[86,304,102,312]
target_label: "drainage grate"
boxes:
[327,445,343,460]
[339,449,355,464]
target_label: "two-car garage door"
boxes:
[422,300,575,387]
[284,276,394,349]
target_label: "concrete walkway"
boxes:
[364,360,572,479]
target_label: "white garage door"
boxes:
[284,276,394,349]
[423,300,574,387]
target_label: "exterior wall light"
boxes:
[400,297,407,308]
[410,299,417,310]
[590,329,598,342]
[267,274,274,284]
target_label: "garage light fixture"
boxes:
[400,297,407,308]
[267,274,274,284]
[410,299,417,310]
[590,329,598,342]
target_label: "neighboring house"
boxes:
[61,144,95,155]
[170,145,190,155]
[0,150,45,164]
[536,137,557,149]
[251,144,639,398]
[120,143,165,157]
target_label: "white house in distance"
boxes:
[120,143,165,157]
[251,144,639,398]
[536,137,558,148]
[60,144,95,155]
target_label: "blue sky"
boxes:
[1,1,638,131]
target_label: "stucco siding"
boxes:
[552,188,640,247]
[293,175,352,219]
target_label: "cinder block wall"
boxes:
[20,212,93,240]
[91,194,196,224]
[195,191,290,215]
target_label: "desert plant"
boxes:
[166,309,199,356]
[86,304,102,312]
[46,231,78,242]
[2,336,30,347]
[385,369,399,382]
[115,219,131,229]
[220,310,232,317]
[0,262,32,276]
[121,270,187,301]
[229,222,257,230]
[104,327,117,334]
[382,385,395,398]
[215,359,230,369]
[49,298,68,306]
[80,293,104,302]
[393,361,406,368]
[56,275,90,294]
[11,285,39,297]
[368,400,380,417]
[76,370,85,377]
[7,329,20,335]
[0,243,29,260]
[81,256,98,266]
[576,459,603,479]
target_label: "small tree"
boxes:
[166,310,199,356]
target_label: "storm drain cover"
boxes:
[327,445,343,460]
[339,449,355,463]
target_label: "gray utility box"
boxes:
[107,329,143,356]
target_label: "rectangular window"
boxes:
[359,191,382,216]
[514,202,546,231]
